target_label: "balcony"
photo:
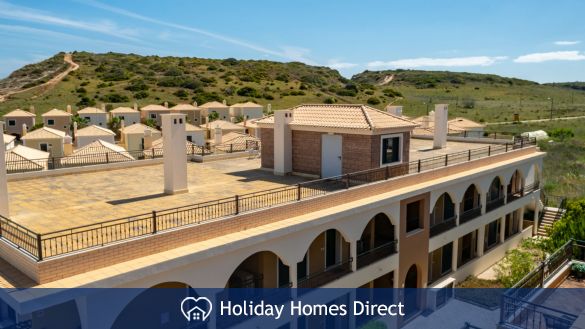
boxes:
[429,216,457,237]
[298,258,353,288]
[506,190,523,203]
[459,206,482,224]
[486,196,505,212]
[357,241,397,269]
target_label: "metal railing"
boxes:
[486,195,506,212]
[5,141,260,175]
[500,295,577,329]
[459,206,482,224]
[357,240,397,269]
[0,138,537,261]
[429,215,457,237]
[297,257,353,289]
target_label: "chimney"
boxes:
[0,121,4,134]
[143,129,153,150]
[63,136,73,156]
[120,120,125,144]
[21,123,27,137]
[0,123,8,217]
[433,104,448,149]
[214,125,222,145]
[267,104,272,114]
[161,113,188,195]
[386,105,402,117]
[29,105,35,115]
[101,103,106,111]
[164,101,168,108]
[273,110,293,175]
[193,101,198,107]
[222,99,227,106]
[133,102,138,111]
[73,121,78,140]
[66,105,72,114]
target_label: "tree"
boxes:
[208,111,219,122]
[367,97,381,105]
[548,128,574,141]
[145,118,157,128]
[71,115,89,130]
[494,249,535,287]
[108,117,122,138]
[546,199,585,251]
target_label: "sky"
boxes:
[0,0,584,83]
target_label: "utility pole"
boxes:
[548,97,554,120]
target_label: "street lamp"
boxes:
[548,97,554,120]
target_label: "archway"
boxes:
[460,184,481,223]
[507,170,524,202]
[487,177,504,211]
[404,265,420,319]
[297,229,351,288]
[405,265,418,288]
[430,193,456,236]
[357,213,396,269]
[226,251,290,288]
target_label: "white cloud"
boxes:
[554,40,581,46]
[514,51,585,63]
[0,1,141,42]
[326,59,358,70]
[367,56,507,69]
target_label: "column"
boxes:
[0,121,9,217]
[480,192,487,215]
[290,265,298,288]
[452,239,459,272]
[533,205,540,236]
[477,226,485,257]
[350,240,357,272]
[500,216,506,243]
[519,207,525,231]
[455,202,461,226]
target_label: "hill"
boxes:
[1,52,585,123]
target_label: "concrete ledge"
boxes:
[7,158,164,182]
[412,135,512,144]
[191,152,254,163]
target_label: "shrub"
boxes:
[134,91,149,99]
[546,199,585,251]
[462,98,475,109]
[237,86,260,97]
[323,97,336,104]
[367,97,381,105]
[101,93,129,103]
[548,128,574,141]
[173,89,189,98]
[125,79,149,92]
[494,249,535,287]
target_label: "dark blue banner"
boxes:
[0,288,583,329]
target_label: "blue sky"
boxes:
[0,0,584,82]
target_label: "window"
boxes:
[406,200,423,233]
[120,116,125,120]
[7,120,15,126]
[428,243,453,283]
[381,134,401,165]
[150,113,157,119]
[40,143,49,152]
[297,254,308,280]
[47,119,55,126]
[84,117,90,121]
[484,219,500,251]
[186,135,193,142]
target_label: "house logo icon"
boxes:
[180,296,213,322]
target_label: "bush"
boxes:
[548,128,574,141]
[125,79,149,92]
[494,249,535,287]
[546,199,585,251]
[382,88,403,98]
[134,91,149,99]
[173,89,189,98]
[367,97,381,105]
[462,98,475,109]
[101,93,129,103]
[323,97,336,104]
[237,86,260,97]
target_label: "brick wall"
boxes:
[292,131,321,176]
[260,128,274,169]
[27,147,538,284]
[342,134,374,174]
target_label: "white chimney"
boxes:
[0,121,4,134]
[222,99,227,106]
[143,129,153,150]
[29,105,35,114]
[433,104,448,149]
[21,123,27,137]
[66,105,72,114]
[120,119,125,145]
[133,103,138,111]
[386,105,403,117]
[214,125,222,145]
[0,124,8,217]
[161,113,188,195]
[193,101,198,107]
[273,110,293,175]
[164,101,168,108]
[73,121,78,140]
[267,104,272,113]
[101,103,106,111]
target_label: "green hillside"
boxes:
[1,52,585,124]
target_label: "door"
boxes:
[325,229,338,267]
[321,134,342,178]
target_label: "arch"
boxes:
[112,282,196,329]
[488,176,504,201]
[356,213,396,268]
[297,229,351,287]
[431,193,456,227]
[226,251,290,288]
[404,264,418,288]
[430,190,458,211]
[507,169,524,195]
[460,184,481,213]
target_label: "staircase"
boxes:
[537,207,564,237]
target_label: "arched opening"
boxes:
[226,251,290,288]
[405,265,418,288]
[460,184,482,223]
[297,229,351,288]
[430,193,456,236]
[507,170,524,202]
[486,177,505,212]
[112,282,201,329]
[357,213,396,269]
[404,265,421,319]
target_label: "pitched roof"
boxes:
[21,127,67,140]
[231,101,262,108]
[62,140,134,165]
[171,103,199,111]
[237,118,261,129]
[121,123,161,135]
[3,134,16,145]
[448,117,485,130]
[77,107,106,114]
[141,104,169,112]
[220,132,260,145]
[41,109,72,117]
[145,138,206,156]
[2,109,36,118]
[5,145,49,172]
[110,106,139,114]
[202,120,246,131]
[255,104,418,133]
[185,123,203,132]
[200,101,228,108]
[75,125,115,137]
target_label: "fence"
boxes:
[5,141,260,175]
[0,138,537,261]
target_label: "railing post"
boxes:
[36,234,43,261]
[488,146,491,156]
[152,148,155,159]
[297,184,301,201]
[444,154,448,167]
[468,149,471,161]
[506,143,508,152]
[51,157,55,170]
[106,152,110,164]
[521,138,524,148]
[385,165,389,180]
[152,210,157,234]
[540,262,545,287]
[191,144,195,155]
[230,144,233,153]
[201,146,205,157]
[345,174,350,189]
[417,159,421,172]
[235,195,239,214]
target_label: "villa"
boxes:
[77,106,108,127]
[41,108,72,133]
[74,125,116,148]
[110,106,141,125]
[1,109,36,138]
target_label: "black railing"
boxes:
[500,294,577,329]
[459,206,482,224]
[297,258,353,289]
[357,241,397,269]
[0,138,538,261]
[429,215,457,237]
[486,196,505,212]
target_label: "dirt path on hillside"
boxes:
[0,53,79,103]
[487,115,585,125]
